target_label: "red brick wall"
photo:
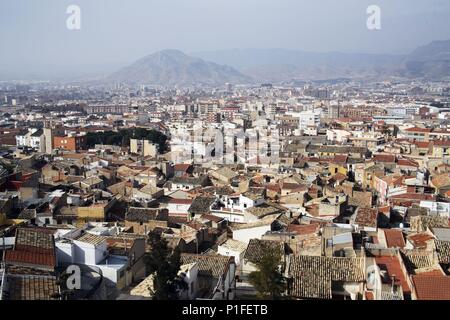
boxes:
[53,136,86,151]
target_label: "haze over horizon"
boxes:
[1,0,450,80]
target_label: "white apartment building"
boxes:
[327,129,352,143]
[298,110,321,131]
[15,128,46,152]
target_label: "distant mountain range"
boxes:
[107,40,450,85]
[193,40,450,82]
[192,49,403,82]
[403,40,450,79]
[108,49,250,86]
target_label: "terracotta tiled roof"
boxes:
[407,233,435,249]
[245,202,285,219]
[414,141,431,149]
[5,246,56,268]
[188,196,215,215]
[174,164,191,172]
[331,172,347,182]
[75,233,107,246]
[287,223,320,236]
[404,127,432,133]
[433,140,450,147]
[281,182,303,190]
[6,275,59,300]
[289,256,365,299]
[412,275,450,300]
[180,253,233,278]
[373,154,396,163]
[331,155,348,164]
[5,228,56,269]
[375,256,411,295]
[126,207,168,222]
[15,228,55,250]
[389,193,435,201]
[355,208,378,228]
[435,240,450,264]
[219,239,247,253]
[243,239,284,263]
[410,216,448,232]
[168,198,193,205]
[400,249,436,271]
[200,214,225,223]
[431,173,450,188]
[397,159,419,167]
[383,229,405,248]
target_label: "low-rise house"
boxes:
[321,225,355,257]
[244,202,287,223]
[167,198,193,219]
[430,173,450,196]
[15,129,46,152]
[124,207,169,235]
[281,223,322,256]
[351,207,379,232]
[209,167,238,185]
[434,240,450,267]
[76,196,117,224]
[318,194,347,218]
[106,234,146,284]
[173,164,193,177]
[188,196,216,219]
[74,176,105,192]
[4,228,57,272]
[55,230,134,298]
[217,239,247,267]
[406,232,436,250]
[170,175,210,191]
[289,255,365,300]
[229,216,279,244]
[431,140,450,158]
[180,253,236,300]
[379,229,406,249]
[367,249,413,300]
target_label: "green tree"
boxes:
[248,247,286,299]
[85,128,167,152]
[145,234,186,300]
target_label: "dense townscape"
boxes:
[0,78,450,300]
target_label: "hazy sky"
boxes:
[1,0,450,79]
